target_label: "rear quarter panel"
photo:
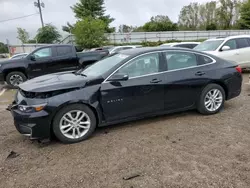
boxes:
[202,58,242,100]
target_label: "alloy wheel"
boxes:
[9,74,24,86]
[204,89,223,112]
[59,110,91,139]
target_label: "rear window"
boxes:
[57,46,72,56]
[189,44,199,49]
[122,47,133,50]
[197,55,214,65]
[174,44,191,48]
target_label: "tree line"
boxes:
[2,0,250,52]
[65,0,250,48]
[120,0,250,32]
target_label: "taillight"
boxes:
[236,66,242,73]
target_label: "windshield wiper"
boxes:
[80,73,87,77]
[73,71,86,77]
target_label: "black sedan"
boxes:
[8,47,242,144]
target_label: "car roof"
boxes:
[120,47,203,56]
[206,35,250,41]
[37,44,73,47]
[114,45,140,48]
[161,42,200,46]
[178,42,201,44]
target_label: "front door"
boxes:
[218,39,241,63]
[100,52,165,122]
[27,47,54,78]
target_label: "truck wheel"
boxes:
[6,71,27,87]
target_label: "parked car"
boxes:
[194,35,250,69]
[0,44,109,87]
[10,53,28,59]
[160,42,200,49]
[0,54,8,59]
[109,45,142,55]
[90,46,114,51]
[7,47,242,144]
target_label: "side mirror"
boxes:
[108,73,129,82]
[30,55,36,61]
[221,46,230,51]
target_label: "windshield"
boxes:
[79,54,129,77]
[194,40,224,51]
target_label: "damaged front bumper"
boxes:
[7,92,52,140]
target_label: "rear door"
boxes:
[100,52,165,121]
[51,46,78,73]
[163,50,215,111]
[235,38,250,68]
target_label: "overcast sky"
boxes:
[0,0,209,44]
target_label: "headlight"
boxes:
[18,103,47,113]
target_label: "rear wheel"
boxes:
[197,84,225,115]
[52,104,97,144]
[6,71,27,87]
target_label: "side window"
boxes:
[117,53,160,78]
[236,38,250,49]
[165,51,198,71]
[33,48,52,58]
[197,54,214,65]
[223,39,237,50]
[57,46,72,56]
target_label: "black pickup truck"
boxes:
[0,44,109,87]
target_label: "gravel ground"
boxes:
[0,74,250,188]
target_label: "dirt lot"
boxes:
[0,74,250,188]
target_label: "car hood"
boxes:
[0,58,25,65]
[19,71,88,92]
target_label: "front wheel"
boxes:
[52,104,97,144]
[6,71,27,87]
[197,84,225,115]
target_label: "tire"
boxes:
[197,84,225,115]
[52,104,97,144]
[6,71,27,88]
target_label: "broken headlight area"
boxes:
[19,88,79,99]
[18,103,47,113]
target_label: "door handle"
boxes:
[195,71,205,76]
[150,78,162,83]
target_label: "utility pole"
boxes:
[34,0,45,28]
